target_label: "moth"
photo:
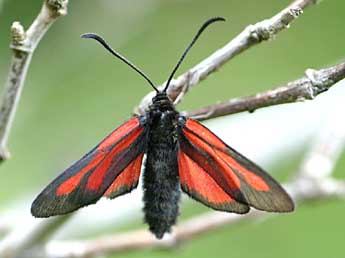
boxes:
[31,17,294,239]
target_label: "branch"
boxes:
[186,62,345,120]
[134,0,318,115]
[0,216,71,258]
[44,212,262,258]
[0,0,69,162]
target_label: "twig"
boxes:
[186,62,345,120]
[0,0,69,162]
[43,212,262,258]
[0,216,71,258]
[134,0,318,115]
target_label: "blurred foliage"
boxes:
[0,0,345,258]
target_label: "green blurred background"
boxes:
[1,0,345,257]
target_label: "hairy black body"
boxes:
[143,94,180,239]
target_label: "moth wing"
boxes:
[178,118,294,212]
[31,117,147,217]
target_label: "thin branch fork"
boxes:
[0,0,69,162]
[186,62,345,120]
[134,0,318,115]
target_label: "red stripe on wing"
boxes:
[56,152,106,196]
[215,150,269,191]
[56,118,143,195]
[104,153,144,198]
[182,128,241,190]
[178,151,249,213]
[185,119,225,148]
[86,127,143,191]
[97,118,140,150]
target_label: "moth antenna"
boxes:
[82,33,159,93]
[163,17,225,93]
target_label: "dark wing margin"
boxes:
[178,117,294,213]
[31,117,148,217]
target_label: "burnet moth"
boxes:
[31,17,294,239]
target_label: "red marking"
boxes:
[185,119,269,192]
[183,129,241,190]
[178,151,234,204]
[56,152,106,196]
[56,120,143,196]
[186,119,226,149]
[104,153,143,197]
[216,150,270,191]
[98,118,140,150]
[86,127,143,191]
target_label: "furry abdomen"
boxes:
[143,111,180,239]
